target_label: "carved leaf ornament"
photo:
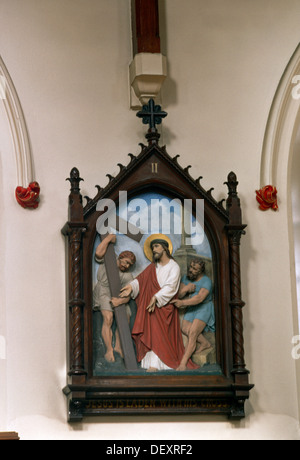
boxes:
[256,185,278,211]
[15,182,40,209]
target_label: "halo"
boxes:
[143,234,173,261]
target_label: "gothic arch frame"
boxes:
[62,121,254,421]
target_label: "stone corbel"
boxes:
[129,53,167,109]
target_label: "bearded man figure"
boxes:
[118,234,198,372]
[93,233,136,363]
[171,258,215,371]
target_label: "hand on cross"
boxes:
[111,297,125,308]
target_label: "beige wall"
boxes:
[0,0,300,439]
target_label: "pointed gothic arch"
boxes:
[260,42,300,312]
[0,56,39,208]
[260,44,300,412]
[260,44,300,188]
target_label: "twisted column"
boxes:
[63,167,87,377]
[225,172,248,376]
[68,226,86,376]
[227,227,247,374]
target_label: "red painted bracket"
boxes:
[15,182,40,209]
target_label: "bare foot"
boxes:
[114,347,124,358]
[176,363,187,371]
[104,350,115,362]
[146,367,158,373]
[195,341,212,354]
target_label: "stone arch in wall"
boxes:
[260,43,300,333]
[0,56,40,430]
[0,56,39,209]
[0,56,34,189]
[260,43,300,420]
[0,56,33,429]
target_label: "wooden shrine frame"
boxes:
[62,111,253,422]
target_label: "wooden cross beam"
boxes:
[100,216,143,371]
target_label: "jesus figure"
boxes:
[115,234,198,372]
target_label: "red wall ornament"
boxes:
[15,182,40,209]
[256,185,278,211]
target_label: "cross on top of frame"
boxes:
[137,99,167,143]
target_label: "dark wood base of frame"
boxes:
[63,380,254,422]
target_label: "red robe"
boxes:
[131,263,198,370]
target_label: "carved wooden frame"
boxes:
[62,128,253,422]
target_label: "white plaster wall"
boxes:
[0,0,300,439]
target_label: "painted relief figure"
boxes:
[171,258,215,371]
[119,234,198,372]
[92,192,217,375]
[93,233,136,363]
